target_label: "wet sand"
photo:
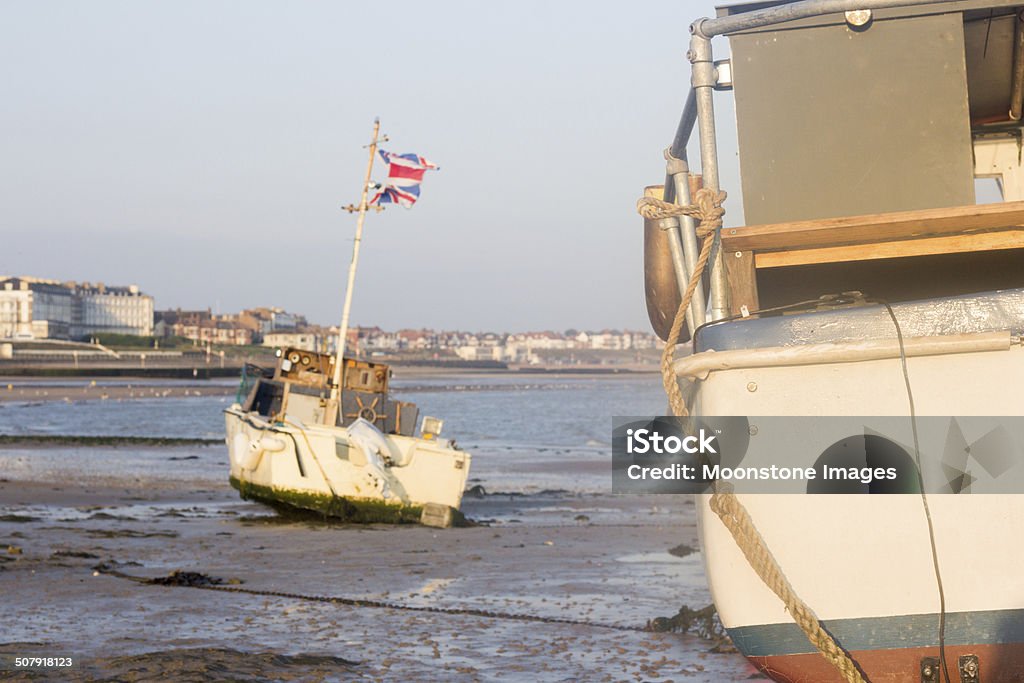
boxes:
[0,375,755,681]
[0,474,756,681]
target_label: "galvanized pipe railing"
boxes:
[693,0,950,38]
[689,32,730,321]
[670,164,707,329]
[661,87,706,332]
[662,156,706,332]
[668,0,961,323]
[669,89,698,162]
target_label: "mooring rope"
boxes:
[637,185,868,683]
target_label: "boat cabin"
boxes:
[240,347,419,437]
[646,0,1024,342]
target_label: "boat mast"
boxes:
[330,118,385,408]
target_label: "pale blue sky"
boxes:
[1,0,741,331]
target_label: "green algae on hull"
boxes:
[229,476,426,524]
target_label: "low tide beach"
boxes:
[0,374,756,682]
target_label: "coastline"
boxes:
[0,366,660,405]
[0,382,237,403]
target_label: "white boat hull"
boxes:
[694,342,1024,681]
[224,406,471,522]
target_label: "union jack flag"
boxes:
[369,150,439,208]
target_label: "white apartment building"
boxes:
[0,277,153,340]
[454,345,505,361]
[262,331,336,353]
[77,283,153,337]
[0,282,33,339]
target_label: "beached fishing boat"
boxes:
[224,121,471,527]
[224,350,470,526]
[641,1,1024,680]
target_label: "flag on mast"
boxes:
[369,150,439,208]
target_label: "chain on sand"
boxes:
[93,563,646,633]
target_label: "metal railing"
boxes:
[663,0,969,326]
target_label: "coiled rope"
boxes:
[637,186,868,683]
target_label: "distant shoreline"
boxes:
[0,382,237,403]
[0,361,660,382]
[0,364,658,404]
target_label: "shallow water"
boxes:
[0,374,756,681]
[0,373,668,494]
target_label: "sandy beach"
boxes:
[0,465,755,682]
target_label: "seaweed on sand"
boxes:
[647,604,736,652]
[147,570,231,587]
[0,514,40,523]
[230,476,472,527]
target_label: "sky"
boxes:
[0,0,743,332]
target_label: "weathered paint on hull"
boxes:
[693,343,1024,682]
[229,475,435,524]
[732,609,1024,681]
[750,643,1024,682]
[224,408,471,513]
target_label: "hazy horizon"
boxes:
[1,1,742,331]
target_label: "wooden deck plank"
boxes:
[726,251,759,314]
[754,229,1024,268]
[721,201,1024,252]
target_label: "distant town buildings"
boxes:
[153,307,310,347]
[0,276,153,339]
[348,326,658,362]
[210,321,658,358]
[155,309,255,346]
[262,331,335,353]
[0,276,659,359]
